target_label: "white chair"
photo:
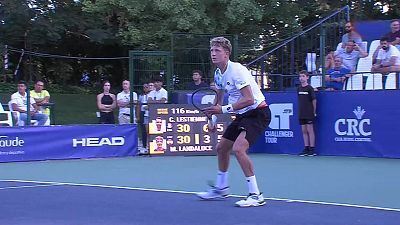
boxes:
[356,57,373,72]
[310,75,322,89]
[365,73,383,90]
[369,40,381,56]
[346,74,364,90]
[385,73,397,89]
[305,53,317,73]
[8,101,38,126]
[360,41,368,52]
[0,103,13,126]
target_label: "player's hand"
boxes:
[203,105,222,116]
[207,115,217,133]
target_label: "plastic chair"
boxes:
[365,73,383,90]
[310,75,322,89]
[0,103,13,126]
[346,74,364,90]
[385,73,397,89]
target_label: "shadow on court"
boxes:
[0,180,399,225]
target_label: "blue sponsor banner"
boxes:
[250,91,400,158]
[172,90,400,158]
[0,124,138,162]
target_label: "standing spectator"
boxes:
[340,21,363,47]
[148,76,168,104]
[138,83,152,152]
[371,37,400,74]
[185,70,209,90]
[383,19,400,50]
[10,81,48,126]
[117,80,138,124]
[97,80,116,124]
[334,40,368,72]
[325,57,351,91]
[297,71,317,156]
[30,80,51,125]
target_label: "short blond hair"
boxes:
[210,37,232,55]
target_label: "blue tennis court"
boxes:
[0,155,399,225]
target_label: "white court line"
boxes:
[2,179,400,212]
[0,183,64,190]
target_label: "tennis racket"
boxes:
[191,87,218,129]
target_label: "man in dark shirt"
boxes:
[383,19,400,49]
[297,70,317,156]
[185,70,209,90]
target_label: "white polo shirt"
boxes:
[214,60,265,115]
[148,88,168,103]
[117,91,138,118]
[10,92,36,112]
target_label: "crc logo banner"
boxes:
[0,124,137,162]
[334,106,372,142]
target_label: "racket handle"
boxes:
[208,115,217,129]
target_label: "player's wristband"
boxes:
[221,104,234,114]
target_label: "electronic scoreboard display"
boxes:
[148,104,233,156]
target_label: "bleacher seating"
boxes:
[310,75,322,89]
[384,73,397,89]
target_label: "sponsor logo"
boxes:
[72,137,125,147]
[334,106,372,142]
[265,104,294,144]
[0,135,25,147]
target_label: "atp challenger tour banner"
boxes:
[250,90,400,158]
[172,90,400,158]
[0,124,138,162]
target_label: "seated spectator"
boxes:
[97,80,116,124]
[333,41,368,72]
[185,70,209,90]
[148,76,168,103]
[117,80,138,124]
[10,80,48,126]
[371,37,400,74]
[340,21,363,47]
[325,57,351,91]
[30,80,51,125]
[373,20,400,61]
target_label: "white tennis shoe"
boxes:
[235,193,266,207]
[196,186,230,200]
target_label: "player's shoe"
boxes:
[299,148,310,156]
[235,193,266,207]
[196,186,230,200]
[307,148,317,156]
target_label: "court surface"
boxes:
[0,154,399,225]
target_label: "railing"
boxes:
[247,6,350,90]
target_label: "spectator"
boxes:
[185,70,209,90]
[138,83,152,152]
[297,71,317,156]
[148,76,168,103]
[383,19,400,50]
[340,21,363,47]
[10,80,48,126]
[333,40,368,72]
[97,80,116,124]
[373,20,400,61]
[117,80,138,124]
[371,37,400,74]
[325,57,351,91]
[30,80,51,125]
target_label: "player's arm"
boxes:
[232,85,254,110]
[215,89,224,105]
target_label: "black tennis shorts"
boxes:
[223,106,271,146]
[299,119,314,125]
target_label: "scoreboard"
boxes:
[148,104,233,156]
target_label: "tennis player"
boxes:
[196,37,271,207]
